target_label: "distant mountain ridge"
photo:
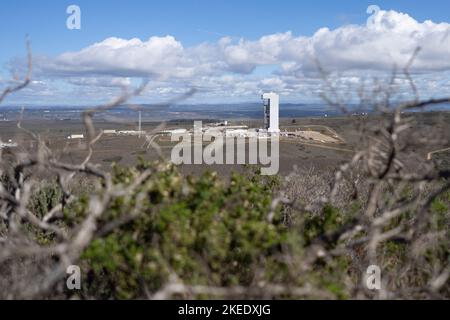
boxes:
[0,103,449,122]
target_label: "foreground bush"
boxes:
[42,162,445,299]
[0,155,448,299]
[78,164,287,298]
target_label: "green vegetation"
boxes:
[78,164,290,298]
[4,160,449,299]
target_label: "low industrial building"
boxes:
[67,134,84,140]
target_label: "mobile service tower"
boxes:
[262,92,280,133]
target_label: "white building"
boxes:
[225,129,248,137]
[161,129,187,135]
[262,92,280,133]
[117,130,146,136]
[0,140,18,149]
[67,134,84,140]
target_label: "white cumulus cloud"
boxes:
[7,9,450,104]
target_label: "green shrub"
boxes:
[80,163,288,298]
[28,181,63,219]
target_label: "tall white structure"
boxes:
[262,92,280,133]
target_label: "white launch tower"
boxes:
[262,92,280,133]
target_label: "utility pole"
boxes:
[138,111,142,138]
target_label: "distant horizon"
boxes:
[2,101,450,110]
[1,101,449,124]
[0,101,315,108]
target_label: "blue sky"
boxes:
[1,0,450,105]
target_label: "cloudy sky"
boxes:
[1,0,450,106]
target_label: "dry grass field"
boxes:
[1,112,448,177]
